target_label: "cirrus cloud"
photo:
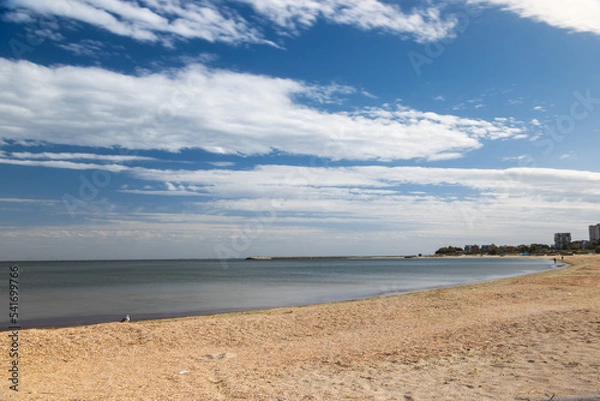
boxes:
[5,0,269,45]
[236,0,458,43]
[5,0,459,46]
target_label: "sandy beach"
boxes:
[4,255,599,400]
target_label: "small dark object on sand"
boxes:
[120,314,131,323]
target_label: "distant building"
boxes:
[497,245,515,255]
[480,245,491,252]
[571,240,590,250]
[554,233,572,250]
[589,224,600,243]
[464,245,480,254]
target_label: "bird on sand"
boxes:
[120,314,131,323]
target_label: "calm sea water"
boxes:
[1,257,556,329]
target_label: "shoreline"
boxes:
[1,252,575,263]
[4,255,598,400]
[2,256,562,332]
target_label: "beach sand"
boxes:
[4,255,600,400]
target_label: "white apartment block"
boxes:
[590,224,600,242]
[554,233,571,250]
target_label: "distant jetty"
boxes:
[245,255,418,261]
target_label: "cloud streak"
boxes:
[0,157,128,172]
[0,198,60,204]
[9,151,156,162]
[125,164,600,201]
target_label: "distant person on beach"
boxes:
[553,258,557,264]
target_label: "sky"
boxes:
[0,0,599,260]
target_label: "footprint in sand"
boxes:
[199,352,237,361]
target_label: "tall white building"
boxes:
[554,233,571,250]
[590,224,600,243]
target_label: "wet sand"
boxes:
[4,255,599,400]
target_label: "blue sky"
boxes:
[1,0,599,260]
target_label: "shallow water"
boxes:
[1,257,555,328]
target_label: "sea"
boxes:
[1,257,557,329]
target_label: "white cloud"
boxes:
[361,90,378,99]
[74,165,600,255]
[207,161,236,167]
[533,105,546,111]
[116,164,599,250]
[469,0,600,36]
[8,0,269,45]
[0,151,154,172]
[120,188,208,197]
[237,0,458,43]
[530,118,541,126]
[301,82,356,104]
[127,165,600,251]
[125,165,600,202]
[2,8,35,23]
[0,157,128,172]
[501,154,534,163]
[0,59,526,162]
[2,162,598,258]
[559,152,574,160]
[57,39,112,57]
[6,0,460,46]
[8,153,596,214]
[9,151,156,163]
[0,198,60,204]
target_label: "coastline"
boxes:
[2,256,558,331]
[3,255,599,400]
